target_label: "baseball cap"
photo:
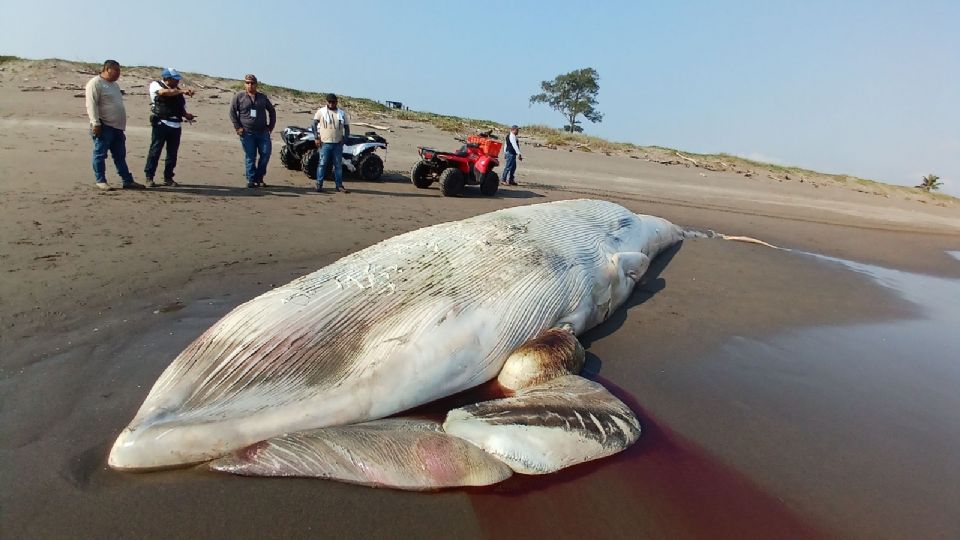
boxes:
[161,68,182,80]
[511,125,519,129]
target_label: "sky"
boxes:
[2,0,957,195]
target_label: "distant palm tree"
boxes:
[916,174,942,192]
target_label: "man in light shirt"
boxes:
[85,60,144,190]
[312,93,350,193]
[501,125,522,186]
[144,68,195,187]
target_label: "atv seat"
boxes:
[420,147,469,157]
[344,134,369,146]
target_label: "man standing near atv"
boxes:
[144,68,195,188]
[312,93,350,193]
[501,125,522,186]
[229,74,276,188]
[85,59,143,190]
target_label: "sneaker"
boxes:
[122,181,146,190]
[247,182,257,189]
[162,179,179,187]
[95,182,113,191]
[146,180,158,188]
[315,184,323,192]
[257,181,268,188]
[508,181,518,186]
[336,187,350,193]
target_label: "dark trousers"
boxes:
[144,122,182,180]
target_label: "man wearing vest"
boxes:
[312,93,350,193]
[85,59,143,190]
[501,125,522,186]
[144,68,195,188]
[229,74,277,188]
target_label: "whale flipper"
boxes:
[442,374,640,474]
[209,418,512,489]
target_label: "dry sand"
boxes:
[2,59,960,539]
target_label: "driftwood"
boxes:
[675,151,699,165]
[354,121,392,131]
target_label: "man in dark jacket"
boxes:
[144,68,195,187]
[229,74,277,188]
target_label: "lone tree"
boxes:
[530,68,603,133]
[916,173,942,192]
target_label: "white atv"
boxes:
[279,126,387,181]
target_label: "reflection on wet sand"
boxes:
[469,377,826,539]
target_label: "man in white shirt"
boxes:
[85,59,143,190]
[311,93,351,193]
[144,68,195,187]
[501,125,522,186]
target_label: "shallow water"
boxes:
[632,252,960,538]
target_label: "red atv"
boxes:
[410,133,501,196]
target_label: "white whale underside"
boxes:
[109,199,684,486]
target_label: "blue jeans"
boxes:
[91,124,134,184]
[316,142,344,189]
[240,130,272,183]
[501,152,517,182]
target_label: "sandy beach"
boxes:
[2,59,960,539]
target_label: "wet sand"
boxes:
[3,61,960,539]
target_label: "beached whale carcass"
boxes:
[109,199,685,486]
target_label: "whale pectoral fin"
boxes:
[442,375,641,475]
[613,251,651,282]
[208,418,512,490]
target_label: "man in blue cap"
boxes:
[144,68,195,187]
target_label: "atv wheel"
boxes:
[410,161,433,189]
[280,146,301,171]
[439,168,465,197]
[301,149,319,179]
[479,170,499,196]
[357,153,384,181]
